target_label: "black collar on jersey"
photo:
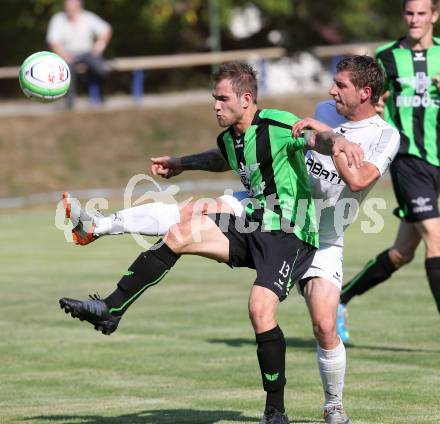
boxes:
[251,108,262,125]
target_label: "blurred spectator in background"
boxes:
[46,0,112,108]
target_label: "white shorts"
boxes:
[300,243,343,290]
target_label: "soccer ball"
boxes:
[19,51,71,102]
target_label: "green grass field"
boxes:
[1,185,439,424]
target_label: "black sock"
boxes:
[256,325,286,413]
[425,257,440,313]
[104,240,180,316]
[341,249,397,305]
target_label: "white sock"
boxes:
[317,338,346,408]
[93,203,180,236]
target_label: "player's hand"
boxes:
[150,156,183,179]
[292,118,332,138]
[332,138,364,168]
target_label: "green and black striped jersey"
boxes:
[376,38,440,166]
[217,108,318,248]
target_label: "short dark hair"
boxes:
[212,62,258,103]
[336,55,384,104]
[402,0,439,11]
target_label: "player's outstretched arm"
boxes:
[151,149,230,179]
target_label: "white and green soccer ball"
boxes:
[19,51,71,102]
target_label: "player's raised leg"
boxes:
[60,214,230,334]
[62,192,239,245]
[62,192,101,245]
[62,191,181,245]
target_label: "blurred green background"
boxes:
[0,0,414,97]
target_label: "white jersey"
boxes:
[305,114,400,247]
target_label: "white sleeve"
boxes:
[86,11,111,36]
[46,14,63,44]
[364,128,400,175]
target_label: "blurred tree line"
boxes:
[0,0,411,65]
[0,0,421,95]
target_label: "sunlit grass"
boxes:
[0,185,439,423]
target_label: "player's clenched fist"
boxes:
[150,156,183,179]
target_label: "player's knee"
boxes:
[248,301,274,330]
[248,301,263,326]
[312,317,336,343]
[178,202,199,221]
[163,222,191,254]
[389,248,414,268]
